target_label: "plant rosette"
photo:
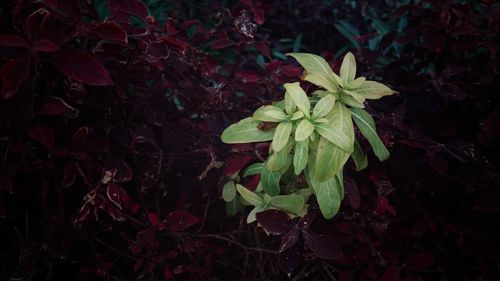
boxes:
[221,52,396,221]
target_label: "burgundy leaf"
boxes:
[62,161,76,188]
[345,176,360,210]
[380,265,401,281]
[303,229,342,260]
[33,39,60,52]
[51,51,113,86]
[108,0,148,20]
[279,227,300,253]
[130,227,157,255]
[112,161,133,182]
[252,7,265,25]
[279,229,303,273]
[256,210,293,235]
[280,65,302,77]
[253,41,270,59]
[246,174,260,191]
[210,39,235,49]
[40,96,78,117]
[27,8,49,42]
[27,123,55,149]
[405,253,436,271]
[0,34,30,48]
[1,56,31,99]
[106,183,122,209]
[72,127,89,145]
[94,22,128,45]
[43,0,58,8]
[167,211,199,232]
[224,155,252,176]
[148,212,159,226]
[163,37,190,53]
[235,71,261,83]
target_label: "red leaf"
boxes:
[254,41,270,59]
[406,253,436,271]
[224,155,252,176]
[94,22,128,45]
[163,37,190,53]
[279,228,302,273]
[0,35,30,48]
[33,39,61,52]
[1,57,31,99]
[107,183,122,209]
[167,211,199,232]
[279,227,300,253]
[43,0,58,8]
[246,174,260,191]
[252,7,265,25]
[148,213,159,226]
[51,51,113,86]
[256,210,293,235]
[377,196,389,214]
[40,96,78,116]
[62,161,76,188]
[345,176,360,210]
[280,65,303,77]
[27,8,49,42]
[303,229,342,260]
[235,71,261,83]
[210,39,235,49]
[72,127,89,145]
[380,265,401,281]
[27,123,55,149]
[108,0,148,20]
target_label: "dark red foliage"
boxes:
[0,0,499,280]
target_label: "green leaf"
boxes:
[253,105,288,122]
[283,82,310,118]
[284,92,297,115]
[222,180,236,202]
[344,90,366,104]
[325,102,355,143]
[260,165,281,196]
[290,111,304,120]
[348,77,366,89]
[315,123,353,153]
[295,119,315,141]
[301,72,338,93]
[340,52,357,83]
[247,206,265,223]
[270,195,305,215]
[336,170,345,200]
[341,94,365,108]
[334,21,361,49]
[313,136,351,182]
[350,108,390,161]
[351,140,368,171]
[286,53,335,76]
[354,80,396,100]
[236,184,263,206]
[312,94,336,119]
[242,163,264,177]
[307,170,343,219]
[225,196,244,216]
[271,121,292,152]
[221,117,275,144]
[267,141,293,172]
[293,139,309,175]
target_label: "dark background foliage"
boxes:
[0,0,499,280]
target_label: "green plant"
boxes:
[221,52,395,220]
